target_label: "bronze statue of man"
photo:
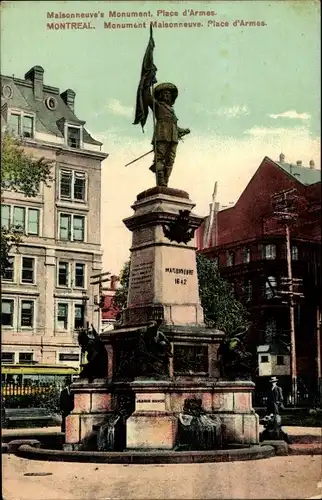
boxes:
[143,77,190,187]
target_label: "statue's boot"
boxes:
[156,168,166,187]
[164,166,173,186]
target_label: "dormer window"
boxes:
[67,126,81,148]
[7,111,34,138]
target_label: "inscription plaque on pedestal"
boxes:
[135,392,166,412]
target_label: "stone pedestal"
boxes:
[126,381,177,450]
[65,187,260,451]
[64,379,115,451]
[121,187,204,327]
[122,379,259,449]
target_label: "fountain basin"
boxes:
[15,442,275,463]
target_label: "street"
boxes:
[2,453,322,500]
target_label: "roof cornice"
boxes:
[23,138,109,160]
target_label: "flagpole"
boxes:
[150,22,157,180]
[151,82,157,177]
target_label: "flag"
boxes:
[133,24,157,131]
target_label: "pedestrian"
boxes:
[266,376,284,416]
[59,378,74,433]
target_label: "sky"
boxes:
[1,0,321,275]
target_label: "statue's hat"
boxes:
[154,83,178,102]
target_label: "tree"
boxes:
[1,132,53,276]
[114,260,130,310]
[196,253,249,337]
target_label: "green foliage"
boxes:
[4,387,61,413]
[114,259,130,310]
[196,253,249,338]
[0,226,21,277]
[1,132,53,196]
[1,132,53,277]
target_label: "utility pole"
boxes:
[90,271,111,332]
[272,188,300,405]
[317,305,322,405]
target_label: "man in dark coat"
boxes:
[59,379,74,433]
[266,376,284,416]
[264,376,288,440]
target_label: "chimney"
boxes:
[279,153,285,163]
[24,65,44,101]
[60,89,76,112]
[309,160,315,169]
[296,160,302,166]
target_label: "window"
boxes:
[13,206,25,232]
[264,318,277,344]
[59,353,79,362]
[7,112,34,139]
[8,113,20,135]
[2,256,14,281]
[243,248,251,263]
[59,214,71,240]
[265,276,277,299]
[1,299,14,326]
[260,355,269,363]
[73,216,85,241]
[57,303,69,330]
[1,205,10,228]
[74,172,86,200]
[21,257,35,284]
[2,205,40,235]
[291,245,299,260]
[276,355,284,365]
[58,262,69,287]
[60,170,72,198]
[19,352,33,364]
[67,127,81,148]
[1,352,14,364]
[262,244,276,260]
[22,116,34,138]
[74,304,85,330]
[226,251,235,267]
[75,263,85,288]
[59,170,86,201]
[27,209,39,235]
[59,214,85,242]
[20,300,34,327]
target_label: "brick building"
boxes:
[1,66,108,368]
[197,155,321,400]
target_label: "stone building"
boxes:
[1,65,108,368]
[196,155,321,401]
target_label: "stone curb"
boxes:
[288,443,322,455]
[15,444,275,464]
[7,439,41,453]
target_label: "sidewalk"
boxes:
[2,426,61,438]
